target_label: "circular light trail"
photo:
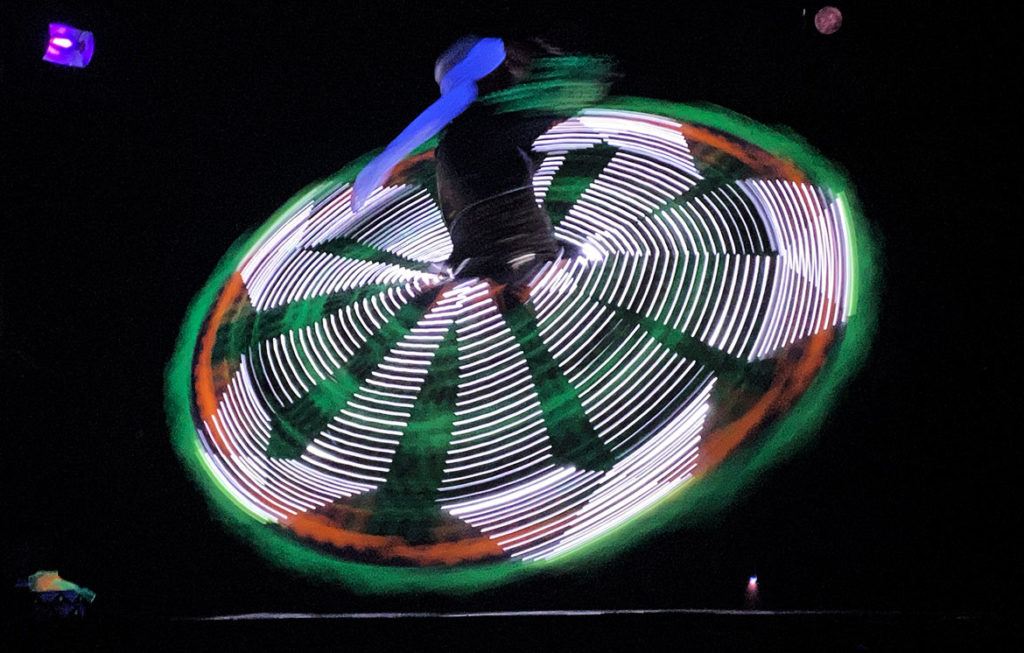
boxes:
[167,98,876,592]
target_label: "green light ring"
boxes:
[166,98,879,594]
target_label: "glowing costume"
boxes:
[168,36,875,592]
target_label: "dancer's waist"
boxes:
[447,187,558,268]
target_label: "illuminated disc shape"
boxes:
[168,99,875,592]
[814,7,843,35]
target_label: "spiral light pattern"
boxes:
[178,105,859,571]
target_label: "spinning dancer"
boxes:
[173,30,868,581]
[353,36,613,285]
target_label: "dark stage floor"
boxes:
[9,611,1018,652]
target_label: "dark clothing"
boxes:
[445,187,560,282]
[435,104,561,280]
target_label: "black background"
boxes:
[2,0,1016,626]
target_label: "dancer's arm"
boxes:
[351,38,506,210]
[351,84,475,210]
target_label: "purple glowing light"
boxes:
[745,575,760,608]
[42,23,94,68]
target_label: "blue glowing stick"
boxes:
[351,38,506,210]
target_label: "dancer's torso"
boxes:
[436,106,561,279]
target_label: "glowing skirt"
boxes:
[168,98,875,591]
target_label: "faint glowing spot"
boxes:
[745,575,760,609]
[814,6,843,35]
